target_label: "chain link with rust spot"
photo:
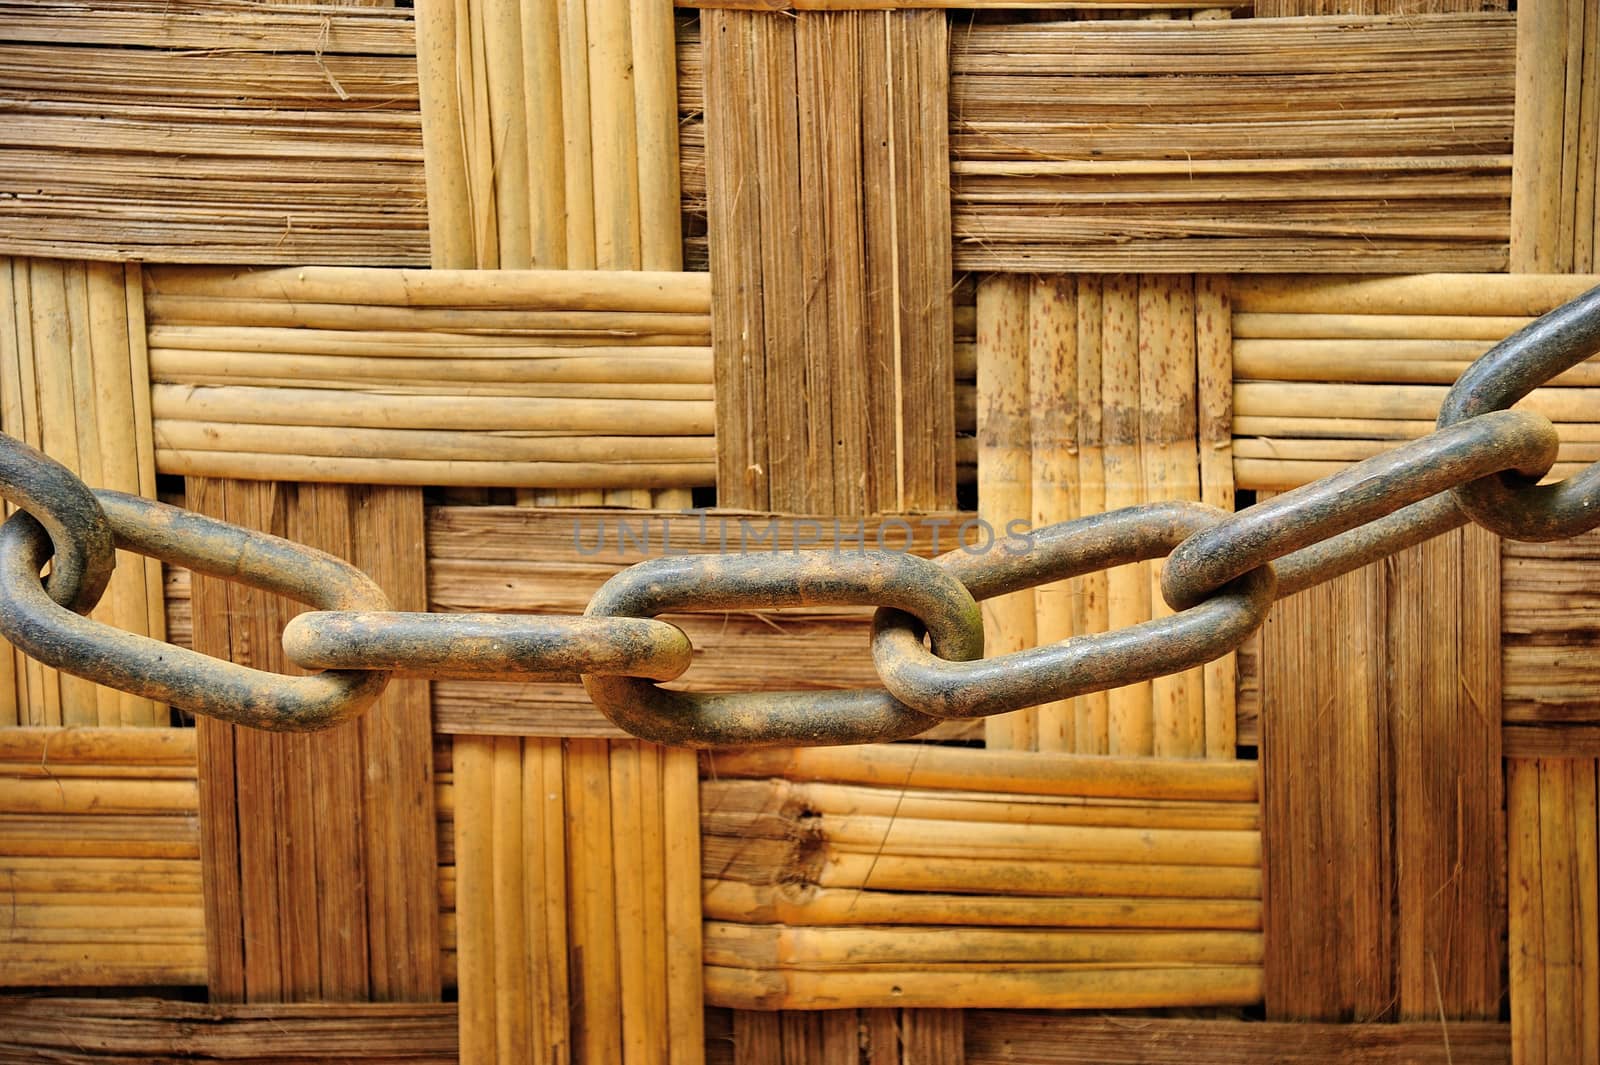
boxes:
[2,285,1599,746]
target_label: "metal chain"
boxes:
[2,284,1598,747]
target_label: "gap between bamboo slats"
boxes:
[949,14,1513,273]
[1,727,203,987]
[0,5,427,265]
[142,266,716,491]
[975,274,1227,757]
[1229,273,1600,489]
[0,258,164,727]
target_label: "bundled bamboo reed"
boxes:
[1,728,204,987]
[949,14,1513,272]
[701,744,1261,1011]
[1229,273,1600,489]
[0,4,426,265]
[0,258,165,727]
[143,266,716,490]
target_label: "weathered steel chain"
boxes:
[1,285,1598,747]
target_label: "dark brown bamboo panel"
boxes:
[0,728,203,988]
[705,9,955,514]
[1511,0,1600,274]
[964,1013,1510,1064]
[1260,523,1504,1021]
[727,1009,961,1065]
[949,13,1513,273]
[1504,530,1600,725]
[188,479,438,1003]
[0,997,459,1064]
[1507,758,1600,1065]
[0,3,427,265]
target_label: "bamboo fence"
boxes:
[0,2,1598,1064]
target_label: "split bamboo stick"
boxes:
[1074,276,1110,755]
[1028,276,1077,753]
[700,881,1261,930]
[1195,275,1234,758]
[156,452,714,490]
[663,746,704,1065]
[977,275,1035,750]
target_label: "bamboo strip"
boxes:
[1512,0,1567,272]
[1195,275,1234,759]
[663,745,704,1065]
[818,850,1260,898]
[703,923,1263,968]
[609,741,649,1064]
[707,746,1260,802]
[816,814,1260,867]
[1227,273,1600,315]
[558,0,597,267]
[977,275,1035,750]
[154,422,715,462]
[143,295,710,334]
[453,736,494,1062]
[705,964,1263,1012]
[566,738,621,1064]
[415,1,473,269]
[700,882,1261,930]
[145,266,710,311]
[1028,276,1077,752]
[1074,276,1110,755]
[157,451,713,489]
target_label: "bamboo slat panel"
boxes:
[722,1009,960,1065]
[450,736,703,1065]
[1507,758,1600,1065]
[705,10,955,514]
[142,266,715,491]
[949,14,1513,273]
[0,728,203,987]
[1260,523,1505,1021]
[1229,273,1600,490]
[704,745,1262,1011]
[414,0,683,273]
[0,257,165,727]
[1511,0,1600,274]
[965,1013,1511,1065]
[0,997,459,1064]
[188,479,439,1003]
[0,2,427,265]
[424,507,989,740]
[974,274,1230,756]
[1504,530,1600,732]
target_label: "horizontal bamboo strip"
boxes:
[149,351,713,387]
[0,946,206,988]
[1234,438,1600,464]
[0,727,196,764]
[145,266,710,312]
[0,997,459,1061]
[1229,273,1600,315]
[817,851,1262,899]
[1236,416,1600,443]
[701,881,1262,930]
[707,745,1259,802]
[0,778,197,815]
[0,904,203,931]
[151,385,712,434]
[704,923,1263,969]
[1232,311,1534,340]
[154,423,716,463]
[1239,459,1589,492]
[705,964,1264,1011]
[1233,381,1600,422]
[157,452,714,489]
[144,296,711,336]
[148,325,710,356]
[817,815,1260,868]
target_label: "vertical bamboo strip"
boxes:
[527,738,572,1065]
[482,0,533,269]
[663,746,705,1065]
[490,736,531,1062]
[1540,760,1578,1064]
[567,738,621,1065]
[1512,0,1572,272]
[558,0,597,268]
[587,0,640,270]
[1195,275,1234,759]
[632,0,682,271]
[1074,277,1110,755]
[1101,274,1151,756]
[0,260,20,726]
[1509,758,1547,1065]
[1577,0,1600,272]
[1575,759,1600,1065]
[416,2,473,268]
[636,744,670,1065]
[609,741,649,1064]
[454,736,496,1063]
[523,0,567,269]
[977,275,1035,751]
[1138,275,1202,759]
[1027,276,1077,753]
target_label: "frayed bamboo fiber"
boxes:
[705,964,1264,1012]
[0,258,163,726]
[700,882,1261,930]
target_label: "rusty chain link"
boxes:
[1,284,1598,747]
